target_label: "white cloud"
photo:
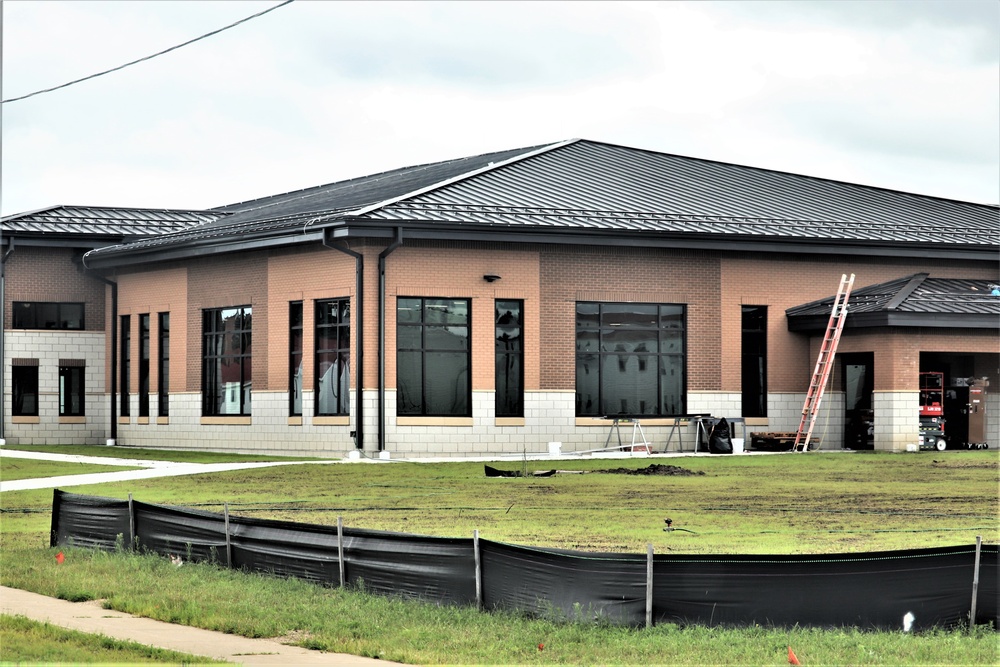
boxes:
[2,0,997,216]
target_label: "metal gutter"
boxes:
[787,311,1000,332]
[322,234,364,450]
[377,228,404,452]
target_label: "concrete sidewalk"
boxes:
[1,586,401,665]
[0,448,336,493]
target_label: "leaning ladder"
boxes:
[793,273,855,452]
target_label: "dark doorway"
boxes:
[842,353,874,449]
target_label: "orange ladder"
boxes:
[793,274,855,452]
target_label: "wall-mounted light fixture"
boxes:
[483,274,502,283]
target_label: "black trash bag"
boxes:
[709,418,733,454]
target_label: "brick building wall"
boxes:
[3,246,105,331]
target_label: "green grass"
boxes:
[0,613,226,665]
[1,449,997,664]
[0,458,140,482]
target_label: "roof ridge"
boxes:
[575,139,1000,209]
[320,139,578,224]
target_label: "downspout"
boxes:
[91,273,118,445]
[0,238,15,443]
[378,228,403,452]
[322,234,364,450]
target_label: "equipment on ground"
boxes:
[918,372,948,451]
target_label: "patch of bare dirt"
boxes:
[598,464,705,476]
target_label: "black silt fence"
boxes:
[51,490,998,630]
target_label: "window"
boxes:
[59,361,85,417]
[12,302,84,330]
[290,302,303,416]
[203,306,252,416]
[397,297,470,417]
[495,300,523,418]
[575,302,686,417]
[12,362,39,417]
[158,313,170,417]
[741,306,767,418]
[315,299,350,416]
[120,315,131,417]
[139,314,150,417]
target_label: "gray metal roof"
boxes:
[78,138,1000,267]
[786,274,1000,331]
[1,205,221,239]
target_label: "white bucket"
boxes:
[548,441,562,456]
[731,438,745,454]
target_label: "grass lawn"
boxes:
[0,458,141,482]
[0,613,225,664]
[1,448,997,664]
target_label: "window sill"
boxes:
[118,416,131,425]
[137,417,149,425]
[12,416,40,424]
[60,416,87,424]
[288,416,303,426]
[397,417,474,427]
[744,417,769,426]
[156,417,170,425]
[313,416,350,426]
[495,417,525,427]
[200,416,252,426]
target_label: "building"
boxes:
[2,139,998,456]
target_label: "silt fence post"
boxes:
[970,535,982,629]
[338,516,345,588]
[474,529,483,611]
[224,502,232,568]
[646,543,654,628]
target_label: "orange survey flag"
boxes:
[788,646,801,665]
[55,551,65,564]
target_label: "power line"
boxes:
[2,0,295,104]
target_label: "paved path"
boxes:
[1,586,399,665]
[0,448,336,492]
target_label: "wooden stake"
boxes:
[337,516,345,588]
[970,535,982,628]
[224,502,232,568]
[646,543,654,628]
[474,529,483,611]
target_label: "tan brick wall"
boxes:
[3,246,105,332]
[114,267,188,400]
[539,246,721,391]
[382,242,542,392]
[186,253,268,393]
[720,253,1000,393]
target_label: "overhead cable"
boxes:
[2,0,295,104]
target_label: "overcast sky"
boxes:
[1,0,998,217]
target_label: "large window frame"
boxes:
[12,302,84,330]
[289,302,303,416]
[396,297,471,417]
[575,302,686,417]
[120,315,131,417]
[59,361,85,417]
[12,362,39,417]
[741,305,767,418]
[495,300,524,418]
[139,314,150,418]
[158,312,170,417]
[315,298,351,417]
[202,306,252,417]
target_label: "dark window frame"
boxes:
[158,312,170,417]
[741,305,768,418]
[495,299,524,418]
[202,306,252,417]
[396,297,471,418]
[120,315,131,417]
[138,314,150,417]
[12,364,39,417]
[575,302,687,418]
[59,364,86,417]
[315,298,351,417]
[12,301,84,330]
[289,301,303,416]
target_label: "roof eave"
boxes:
[787,311,1000,332]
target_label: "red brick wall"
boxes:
[3,246,105,332]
